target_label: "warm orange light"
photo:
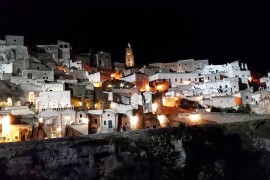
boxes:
[145,85,150,91]
[190,114,201,123]
[110,72,121,80]
[2,116,10,134]
[130,116,138,130]
[156,85,163,90]
[93,82,102,87]
[157,115,168,127]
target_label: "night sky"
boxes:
[0,0,270,73]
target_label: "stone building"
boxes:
[149,59,209,73]
[35,91,72,112]
[5,35,24,46]
[125,43,135,67]
[98,110,118,133]
[121,72,149,91]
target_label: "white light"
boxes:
[130,116,138,130]
[57,127,61,132]
[162,97,166,105]
[2,116,10,134]
[157,115,168,127]
[38,118,43,124]
[156,85,163,90]
[152,103,158,113]
[190,114,201,123]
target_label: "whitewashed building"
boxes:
[204,61,251,84]
[149,59,209,73]
[260,73,270,90]
[35,91,71,112]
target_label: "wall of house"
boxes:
[21,70,54,81]
[87,72,101,83]
[60,60,82,70]
[37,45,59,63]
[35,91,71,111]
[96,51,112,69]
[57,41,70,60]
[13,59,30,74]
[5,35,24,45]
[0,73,12,80]
[0,45,28,60]
[100,111,117,133]
[202,96,237,108]
[42,83,64,92]
[149,72,200,86]
[0,63,13,74]
[76,111,88,124]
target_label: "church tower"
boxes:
[125,43,135,67]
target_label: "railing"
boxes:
[41,106,74,111]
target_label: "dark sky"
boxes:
[0,0,270,73]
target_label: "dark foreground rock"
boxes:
[0,120,270,180]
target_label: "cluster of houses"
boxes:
[0,35,269,142]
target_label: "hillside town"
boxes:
[0,35,269,143]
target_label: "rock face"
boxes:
[0,128,187,179]
[172,140,186,167]
[252,137,270,152]
[1,121,270,179]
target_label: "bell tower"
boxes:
[125,43,135,67]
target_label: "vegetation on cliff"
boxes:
[1,120,270,179]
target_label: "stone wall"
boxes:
[0,128,173,179]
[177,112,270,124]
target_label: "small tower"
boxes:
[125,43,135,67]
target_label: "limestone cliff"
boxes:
[0,120,270,179]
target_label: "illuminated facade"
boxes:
[125,43,135,67]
